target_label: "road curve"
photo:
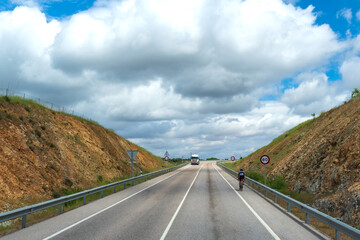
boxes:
[1,161,329,240]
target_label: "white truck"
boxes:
[190,154,200,165]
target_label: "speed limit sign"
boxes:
[230,156,235,161]
[164,156,170,161]
[260,155,270,165]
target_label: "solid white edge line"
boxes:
[213,164,281,240]
[160,165,204,240]
[43,165,190,240]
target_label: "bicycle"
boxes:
[239,179,244,191]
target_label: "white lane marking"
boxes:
[160,165,204,240]
[213,164,281,240]
[43,166,190,240]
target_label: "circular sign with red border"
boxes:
[164,156,170,161]
[260,155,270,165]
[230,156,235,161]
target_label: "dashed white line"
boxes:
[213,164,281,240]
[160,165,204,240]
[43,166,189,240]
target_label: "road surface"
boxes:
[1,161,329,240]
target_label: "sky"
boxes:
[0,0,359,160]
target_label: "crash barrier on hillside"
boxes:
[217,162,360,240]
[0,163,188,229]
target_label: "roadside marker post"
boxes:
[127,150,138,186]
[260,155,270,186]
[164,151,169,169]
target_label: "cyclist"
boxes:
[238,169,245,191]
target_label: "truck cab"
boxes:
[190,154,200,165]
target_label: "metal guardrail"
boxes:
[0,163,188,229]
[217,161,360,240]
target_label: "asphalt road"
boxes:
[1,162,329,240]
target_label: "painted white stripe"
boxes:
[43,166,189,240]
[213,164,281,240]
[160,165,203,240]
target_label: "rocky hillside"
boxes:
[233,97,360,228]
[0,96,165,212]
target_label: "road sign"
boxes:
[127,150,138,186]
[231,156,235,161]
[127,150,138,160]
[164,156,170,161]
[260,155,270,165]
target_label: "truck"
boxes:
[190,154,200,165]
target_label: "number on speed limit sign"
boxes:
[260,155,270,165]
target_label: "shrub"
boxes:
[247,170,264,183]
[35,129,41,138]
[41,125,46,130]
[268,175,287,191]
[351,88,359,98]
[52,190,61,198]
[19,116,24,121]
[97,175,103,183]
[24,106,31,112]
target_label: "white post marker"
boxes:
[231,156,235,161]
[260,155,270,185]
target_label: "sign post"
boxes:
[164,151,169,169]
[260,155,270,185]
[127,150,138,186]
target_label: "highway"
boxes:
[1,161,329,240]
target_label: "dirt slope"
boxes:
[233,97,360,228]
[0,96,165,212]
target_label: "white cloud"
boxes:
[340,57,360,88]
[0,0,352,158]
[336,8,352,24]
[356,9,360,21]
[49,0,341,99]
[282,72,347,115]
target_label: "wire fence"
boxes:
[0,88,96,123]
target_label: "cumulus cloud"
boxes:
[281,72,347,115]
[49,0,341,99]
[340,57,360,88]
[128,101,309,158]
[0,0,352,158]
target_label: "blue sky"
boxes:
[0,0,359,159]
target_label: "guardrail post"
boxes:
[287,203,291,212]
[124,183,126,189]
[274,196,277,204]
[336,229,340,240]
[114,187,116,193]
[131,180,134,186]
[22,215,26,228]
[265,190,268,197]
[306,213,309,224]
[83,196,86,205]
[101,191,104,198]
[58,204,62,214]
